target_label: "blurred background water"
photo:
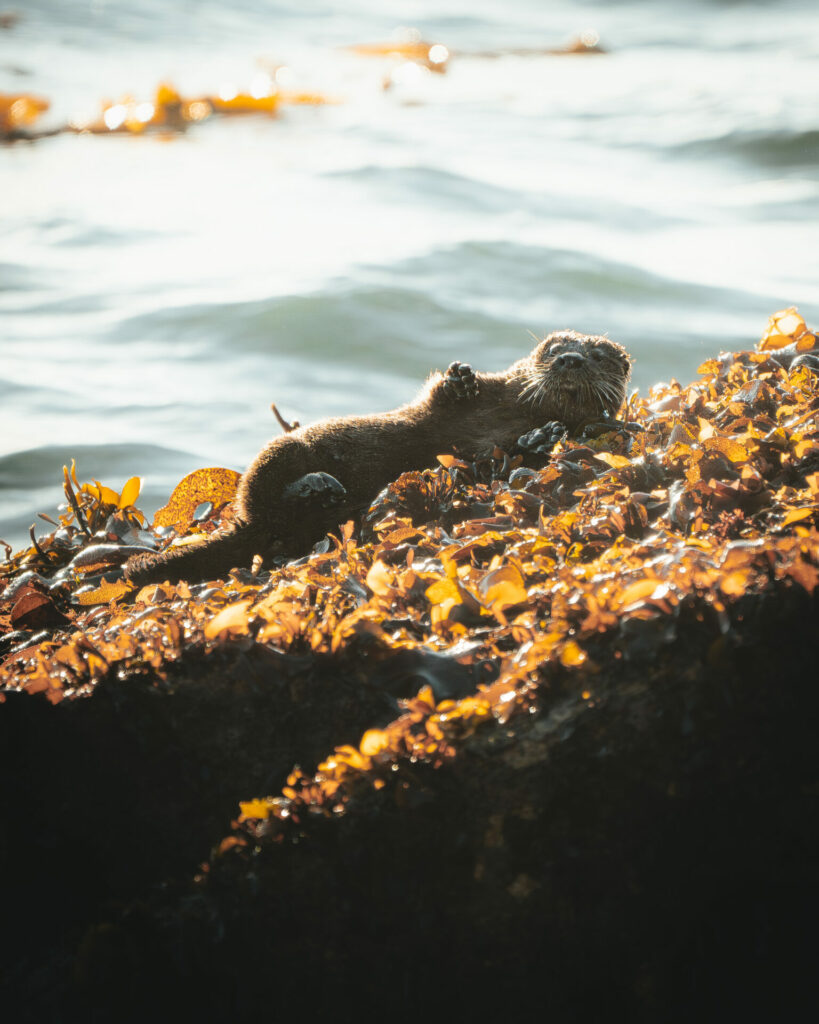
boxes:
[1,0,818,550]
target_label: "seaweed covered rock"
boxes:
[1,309,818,1021]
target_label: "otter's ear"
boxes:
[617,347,633,373]
[533,335,554,359]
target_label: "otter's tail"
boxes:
[123,523,270,587]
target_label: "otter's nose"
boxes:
[555,351,585,370]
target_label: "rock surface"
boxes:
[2,320,818,1020]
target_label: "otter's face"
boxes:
[524,330,632,428]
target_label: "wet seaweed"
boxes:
[1,309,817,822]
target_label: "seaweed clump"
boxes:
[1,308,818,1021]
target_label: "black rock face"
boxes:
[2,586,817,1023]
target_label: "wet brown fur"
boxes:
[125,331,631,585]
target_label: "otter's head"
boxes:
[524,330,632,428]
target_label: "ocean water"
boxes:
[1,0,818,550]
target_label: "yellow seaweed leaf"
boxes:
[135,583,174,604]
[75,579,130,605]
[793,439,819,459]
[204,599,253,640]
[593,452,632,469]
[787,560,819,594]
[619,578,660,607]
[238,799,272,820]
[479,565,529,611]
[360,729,391,756]
[119,476,142,509]
[332,744,371,772]
[153,467,241,532]
[559,641,587,668]
[85,480,121,505]
[703,437,749,462]
[426,576,480,624]
[781,508,814,527]
[719,570,751,597]
[436,454,470,470]
[759,307,810,350]
[383,525,424,544]
[366,559,393,597]
[415,684,436,709]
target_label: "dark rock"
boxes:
[1,588,816,1022]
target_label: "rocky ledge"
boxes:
[1,309,818,1021]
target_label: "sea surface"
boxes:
[1,0,818,550]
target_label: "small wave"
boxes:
[51,223,160,249]
[361,238,778,318]
[354,241,787,392]
[672,127,819,169]
[109,236,783,384]
[0,263,37,293]
[325,163,520,216]
[0,376,48,400]
[0,442,197,484]
[325,162,684,231]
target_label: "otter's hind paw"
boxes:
[282,472,346,510]
[517,422,568,455]
[442,361,479,400]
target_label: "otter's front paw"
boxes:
[442,361,479,400]
[282,472,347,510]
[517,422,568,455]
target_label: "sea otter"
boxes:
[124,330,632,585]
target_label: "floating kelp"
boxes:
[347,26,607,71]
[2,27,612,145]
[68,82,210,135]
[347,33,451,74]
[68,77,296,136]
[545,30,606,56]
[0,90,52,139]
[2,73,337,144]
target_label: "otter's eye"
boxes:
[589,348,603,360]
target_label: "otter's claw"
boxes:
[281,472,347,509]
[579,415,645,440]
[442,361,479,400]
[516,422,568,455]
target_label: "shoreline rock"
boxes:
[1,316,818,1019]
